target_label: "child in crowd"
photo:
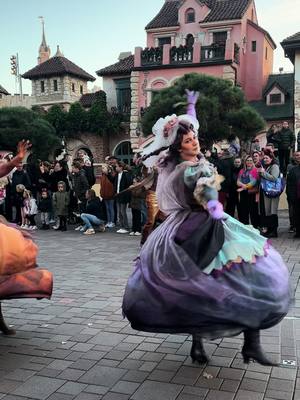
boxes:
[38,190,52,230]
[53,181,69,231]
[15,184,26,227]
[23,189,38,230]
[129,178,146,236]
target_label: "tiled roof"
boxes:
[79,90,106,108]
[145,0,251,29]
[282,32,300,43]
[203,0,250,23]
[96,55,134,77]
[250,73,294,121]
[0,84,10,95]
[146,0,180,29]
[22,56,95,81]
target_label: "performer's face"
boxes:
[180,131,200,160]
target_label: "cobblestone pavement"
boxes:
[0,212,300,400]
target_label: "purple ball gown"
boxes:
[122,160,290,340]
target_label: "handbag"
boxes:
[261,175,285,198]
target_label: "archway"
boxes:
[113,140,134,165]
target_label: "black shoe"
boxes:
[242,330,278,366]
[190,335,208,364]
[294,233,300,239]
[41,224,46,230]
[44,224,50,230]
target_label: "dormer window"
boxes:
[270,94,282,104]
[185,8,195,24]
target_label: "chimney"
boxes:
[118,52,132,61]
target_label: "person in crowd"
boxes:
[26,161,40,199]
[237,156,260,228]
[15,184,26,227]
[114,161,132,234]
[50,161,69,193]
[215,149,233,207]
[286,155,298,232]
[129,178,146,236]
[38,190,52,230]
[38,161,52,193]
[225,157,243,219]
[99,164,115,228]
[72,161,89,214]
[227,134,240,158]
[250,138,261,154]
[286,151,300,238]
[11,163,31,224]
[258,149,281,238]
[266,124,279,154]
[252,151,263,168]
[297,130,300,152]
[23,189,38,230]
[76,151,96,188]
[79,189,105,235]
[53,181,69,231]
[276,121,295,175]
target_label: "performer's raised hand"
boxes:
[16,140,32,160]
[185,89,200,105]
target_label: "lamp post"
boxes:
[10,53,23,101]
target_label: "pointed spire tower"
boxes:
[38,16,51,64]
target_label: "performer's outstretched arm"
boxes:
[0,140,31,178]
[186,89,199,119]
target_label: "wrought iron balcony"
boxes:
[201,44,225,61]
[170,45,193,64]
[141,47,163,66]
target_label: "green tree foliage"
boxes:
[44,104,68,135]
[0,107,60,160]
[67,102,88,136]
[142,73,265,144]
[88,91,110,135]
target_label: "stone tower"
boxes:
[38,17,51,65]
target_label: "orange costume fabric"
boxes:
[0,224,53,300]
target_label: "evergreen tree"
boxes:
[0,107,60,160]
[44,105,68,136]
[142,73,265,144]
[67,102,88,136]
[88,91,110,134]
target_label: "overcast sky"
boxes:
[1,0,299,94]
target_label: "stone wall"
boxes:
[0,95,34,109]
[130,71,141,152]
[66,133,107,164]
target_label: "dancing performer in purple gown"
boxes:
[123,91,290,366]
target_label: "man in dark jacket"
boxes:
[72,161,89,213]
[11,163,31,224]
[114,161,133,234]
[277,121,295,175]
[286,151,300,238]
[50,161,70,193]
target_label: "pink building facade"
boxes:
[97,0,276,152]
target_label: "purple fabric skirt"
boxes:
[122,212,290,340]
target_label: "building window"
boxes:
[53,80,58,92]
[80,85,83,94]
[72,83,75,92]
[186,34,195,48]
[251,41,257,52]
[114,141,134,165]
[185,8,195,23]
[265,47,268,60]
[158,37,171,47]
[115,78,131,114]
[213,31,227,45]
[41,81,45,93]
[269,93,282,104]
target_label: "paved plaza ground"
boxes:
[0,212,300,400]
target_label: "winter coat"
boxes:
[11,170,31,194]
[24,198,38,216]
[53,189,70,216]
[83,166,96,188]
[277,128,295,150]
[114,171,133,204]
[38,197,52,213]
[259,163,280,216]
[100,174,115,200]
[215,156,234,194]
[72,170,89,201]
[50,169,69,192]
[86,197,104,220]
[286,165,300,202]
